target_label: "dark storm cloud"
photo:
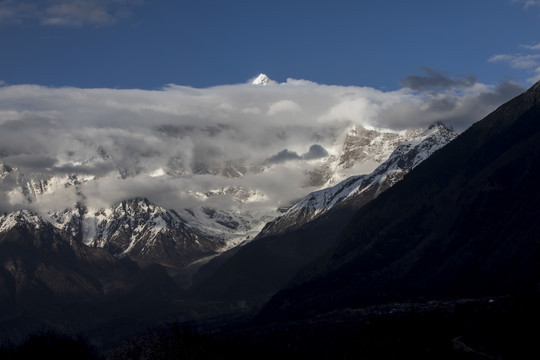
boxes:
[400,68,477,91]
[302,144,329,160]
[264,144,329,164]
[264,149,302,165]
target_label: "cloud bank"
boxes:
[0,75,524,214]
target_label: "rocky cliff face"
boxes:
[305,126,424,187]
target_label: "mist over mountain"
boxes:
[0,75,523,218]
[2,75,507,275]
[259,80,540,322]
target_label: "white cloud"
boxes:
[267,100,302,116]
[0,77,524,214]
[321,97,379,125]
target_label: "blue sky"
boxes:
[1,0,540,89]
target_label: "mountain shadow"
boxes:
[258,81,540,322]
[190,206,356,308]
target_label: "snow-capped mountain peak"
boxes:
[0,209,47,233]
[252,73,274,85]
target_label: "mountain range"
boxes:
[1,78,540,358]
[0,101,440,277]
[0,112,455,341]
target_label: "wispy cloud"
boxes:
[0,0,141,27]
[489,43,540,83]
[521,42,540,51]
[489,53,540,69]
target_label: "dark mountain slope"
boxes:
[0,210,183,343]
[259,81,540,321]
[190,124,455,305]
[191,207,355,305]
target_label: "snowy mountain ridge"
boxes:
[47,197,276,269]
[258,121,457,238]
[0,209,47,233]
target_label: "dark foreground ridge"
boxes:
[2,294,540,359]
